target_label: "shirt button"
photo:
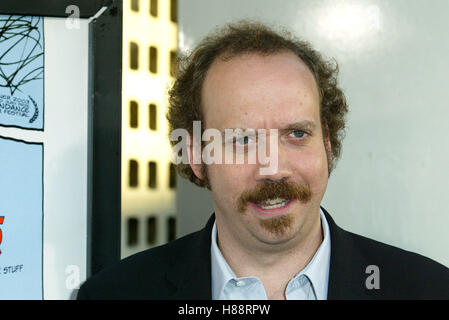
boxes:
[235,280,245,287]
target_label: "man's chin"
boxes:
[246,213,300,246]
[258,214,294,235]
[255,231,297,247]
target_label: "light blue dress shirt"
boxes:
[211,208,331,300]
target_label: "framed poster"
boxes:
[0,0,122,299]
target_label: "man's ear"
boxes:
[187,133,204,180]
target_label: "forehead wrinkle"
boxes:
[203,51,317,100]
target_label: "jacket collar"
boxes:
[165,214,215,299]
[166,207,372,299]
[322,207,372,299]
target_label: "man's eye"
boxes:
[235,136,252,145]
[288,130,307,139]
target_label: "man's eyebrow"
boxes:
[279,120,317,135]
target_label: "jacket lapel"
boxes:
[165,214,215,299]
[322,207,373,299]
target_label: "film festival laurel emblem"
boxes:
[0,94,39,124]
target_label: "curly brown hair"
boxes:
[167,20,348,188]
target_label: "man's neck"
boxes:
[216,211,324,298]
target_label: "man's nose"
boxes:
[254,142,293,181]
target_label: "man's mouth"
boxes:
[237,180,312,214]
[256,197,290,210]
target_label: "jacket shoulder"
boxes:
[77,230,202,300]
[345,230,449,298]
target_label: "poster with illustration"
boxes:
[0,136,43,299]
[0,15,44,130]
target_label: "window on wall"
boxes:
[170,0,177,23]
[170,50,177,77]
[130,42,139,70]
[127,218,139,246]
[167,216,176,242]
[148,161,157,189]
[129,159,138,187]
[131,0,139,12]
[130,100,138,128]
[149,103,157,130]
[149,46,158,74]
[169,163,176,189]
[147,216,157,245]
[150,0,158,17]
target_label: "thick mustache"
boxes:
[237,179,312,212]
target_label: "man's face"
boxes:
[192,51,330,248]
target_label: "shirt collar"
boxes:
[210,208,331,300]
[294,208,331,299]
[211,219,238,299]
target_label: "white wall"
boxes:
[42,17,89,300]
[177,0,449,267]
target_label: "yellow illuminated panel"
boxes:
[121,0,178,258]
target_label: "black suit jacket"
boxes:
[77,207,449,299]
